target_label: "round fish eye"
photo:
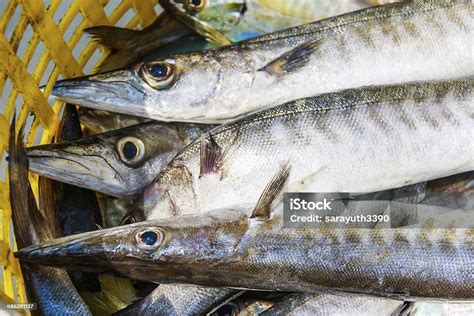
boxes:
[141,231,158,246]
[123,141,138,160]
[186,0,206,12]
[148,63,170,79]
[135,228,163,251]
[117,136,146,166]
[139,61,177,90]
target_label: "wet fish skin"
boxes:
[260,292,403,316]
[26,121,214,197]
[8,118,92,316]
[50,0,473,123]
[15,203,474,300]
[125,79,474,222]
[114,285,237,316]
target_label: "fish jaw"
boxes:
[15,227,131,274]
[26,145,129,198]
[50,70,148,117]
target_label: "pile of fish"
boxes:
[7,0,473,315]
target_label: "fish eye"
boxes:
[138,61,177,90]
[186,0,206,12]
[117,136,146,166]
[135,228,163,251]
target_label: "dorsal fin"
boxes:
[250,163,291,220]
[199,133,225,179]
[259,40,321,76]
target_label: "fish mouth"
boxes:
[15,227,128,273]
[26,145,127,197]
[50,71,147,116]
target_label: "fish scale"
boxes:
[129,78,474,222]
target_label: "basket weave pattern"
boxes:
[0,0,158,307]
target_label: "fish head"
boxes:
[160,0,246,41]
[26,122,183,197]
[15,209,249,281]
[50,53,229,123]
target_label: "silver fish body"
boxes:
[15,204,474,300]
[127,79,474,222]
[26,121,214,197]
[51,0,473,123]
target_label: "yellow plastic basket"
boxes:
[0,0,159,310]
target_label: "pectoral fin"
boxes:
[259,40,321,76]
[199,133,226,178]
[251,163,291,220]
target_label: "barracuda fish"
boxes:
[14,170,474,300]
[122,79,474,222]
[260,292,403,316]
[50,0,473,123]
[26,121,214,197]
[8,118,92,316]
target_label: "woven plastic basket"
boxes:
[0,0,159,310]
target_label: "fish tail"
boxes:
[84,26,139,52]
[8,114,53,248]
